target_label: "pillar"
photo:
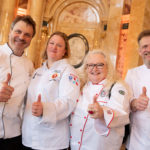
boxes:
[0,0,18,44]
[27,0,46,68]
[102,0,124,61]
[123,0,150,77]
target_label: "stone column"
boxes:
[27,0,46,68]
[0,0,19,44]
[102,0,124,62]
[123,0,150,77]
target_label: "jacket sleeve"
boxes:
[40,67,80,125]
[105,83,130,127]
[94,82,130,136]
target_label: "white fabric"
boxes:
[22,59,80,150]
[126,65,150,150]
[70,80,130,150]
[0,43,34,138]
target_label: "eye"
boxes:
[24,33,32,38]
[142,45,148,49]
[87,64,94,67]
[15,30,21,34]
[57,44,62,47]
[97,63,104,67]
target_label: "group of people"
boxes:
[0,15,149,150]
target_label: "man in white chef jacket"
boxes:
[0,15,36,150]
[126,30,150,150]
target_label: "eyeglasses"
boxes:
[86,63,105,69]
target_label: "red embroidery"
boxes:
[52,74,58,78]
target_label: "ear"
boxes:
[138,48,142,56]
[63,49,66,56]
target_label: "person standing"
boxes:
[125,30,150,150]
[0,15,36,150]
[22,31,80,150]
[70,50,130,150]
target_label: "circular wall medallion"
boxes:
[68,33,89,68]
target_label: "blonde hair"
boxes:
[79,49,121,90]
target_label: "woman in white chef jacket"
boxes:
[70,50,131,150]
[22,31,80,150]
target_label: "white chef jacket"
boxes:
[22,59,80,150]
[0,43,34,139]
[126,65,150,150]
[70,80,130,150]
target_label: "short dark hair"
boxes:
[138,30,150,43]
[43,31,70,60]
[11,15,36,37]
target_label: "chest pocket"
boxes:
[38,71,61,102]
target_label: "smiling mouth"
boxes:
[144,51,150,56]
[50,50,57,53]
[15,40,26,44]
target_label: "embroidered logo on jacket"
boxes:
[68,74,79,86]
[118,90,125,95]
[100,90,106,97]
[50,70,60,81]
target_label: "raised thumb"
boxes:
[142,87,147,97]
[37,94,41,103]
[93,94,98,103]
[5,73,11,84]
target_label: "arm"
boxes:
[39,67,80,125]
[106,83,130,128]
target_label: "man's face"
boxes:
[8,21,34,56]
[139,36,150,68]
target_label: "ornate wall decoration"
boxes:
[68,33,89,68]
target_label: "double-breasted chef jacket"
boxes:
[126,65,150,150]
[70,79,130,150]
[22,59,80,150]
[0,43,34,139]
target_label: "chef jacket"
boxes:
[0,43,34,138]
[22,59,80,150]
[126,65,150,150]
[70,79,130,150]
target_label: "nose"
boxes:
[19,33,25,40]
[92,65,98,71]
[52,44,57,49]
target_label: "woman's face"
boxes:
[46,35,66,61]
[86,53,108,84]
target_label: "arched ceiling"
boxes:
[43,0,110,22]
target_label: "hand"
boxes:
[0,73,14,102]
[32,94,43,117]
[87,95,104,119]
[131,87,149,111]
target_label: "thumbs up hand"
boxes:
[131,87,149,112]
[87,95,104,119]
[0,73,14,102]
[32,94,43,117]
